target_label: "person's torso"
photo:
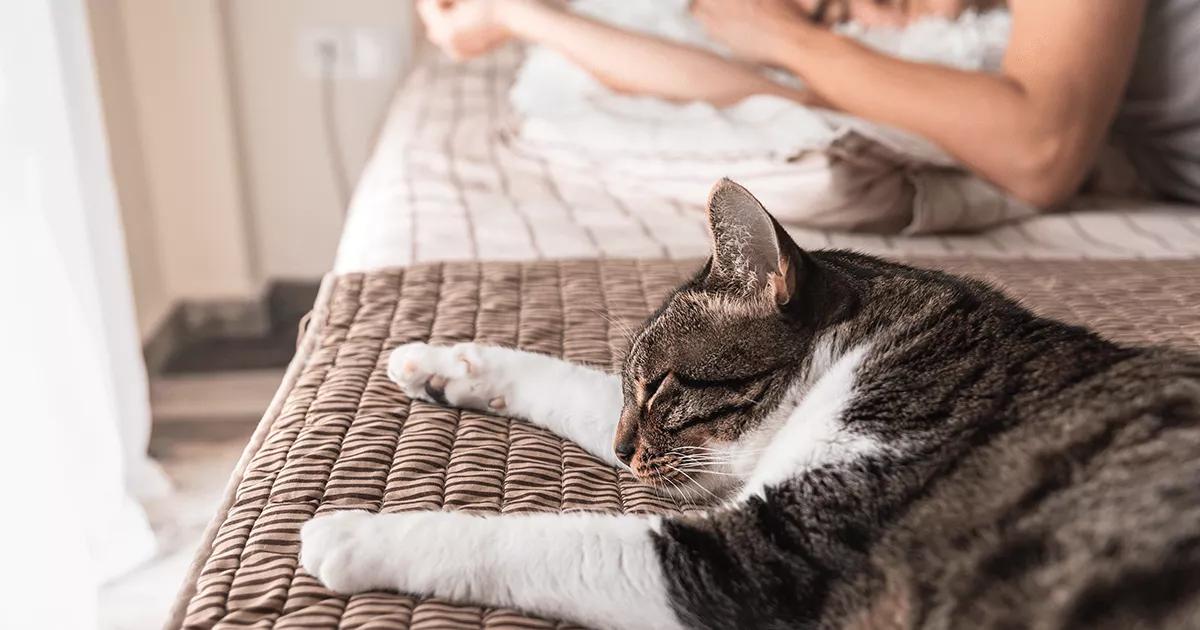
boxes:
[1112,0,1200,204]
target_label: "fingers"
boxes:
[418,0,466,57]
[417,0,448,21]
[417,0,449,40]
[416,0,434,23]
[689,0,716,26]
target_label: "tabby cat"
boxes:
[301,179,1200,629]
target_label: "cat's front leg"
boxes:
[301,510,683,630]
[388,342,624,466]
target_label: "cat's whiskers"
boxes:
[673,452,756,466]
[671,459,727,472]
[671,446,766,456]
[674,451,741,461]
[672,446,767,475]
[643,455,711,504]
[674,460,734,473]
[669,475,701,505]
[657,443,765,500]
[655,469,697,505]
[590,308,636,344]
[675,466,741,477]
[641,460,685,498]
[673,456,743,475]
[669,452,733,462]
[664,462,723,504]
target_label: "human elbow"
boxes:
[1004,134,1083,209]
[1008,172,1076,209]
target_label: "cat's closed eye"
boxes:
[665,399,754,433]
[675,367,775,391]
[673,372,723,389]
[646,370,738,412]
[644,371,669,404]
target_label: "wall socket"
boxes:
[298,27,398,80]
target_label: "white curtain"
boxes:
[0,1,164,627]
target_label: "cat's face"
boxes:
[617,179,854,496]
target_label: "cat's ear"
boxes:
[704,178,801,307]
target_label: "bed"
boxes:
[335,45,1200,273]
[167,46,1200,629]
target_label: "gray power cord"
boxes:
[317,40,351,213]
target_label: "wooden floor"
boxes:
[99,370,282,630]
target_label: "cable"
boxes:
[318,41,352,213]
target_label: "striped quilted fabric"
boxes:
[169,258,1200,629]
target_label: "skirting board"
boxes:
[143,280,319,376]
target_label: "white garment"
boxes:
[506,2,1029,233]
[510,0,1011,161]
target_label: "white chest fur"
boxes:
[729,342,881,501]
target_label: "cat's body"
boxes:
[301,180,1200,629]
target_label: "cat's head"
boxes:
[617,179,861,495]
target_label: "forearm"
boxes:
[501,0,808,106]
[388,341,625,466]
[776,29,1093,206]
[302,511,677,630]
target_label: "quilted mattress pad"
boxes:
[168,258,1200,629]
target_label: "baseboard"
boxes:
[266,280,323,326]
[143,305,188,376]
[143,279,320,376]
[179,296,271,340]
[150,369,288,423]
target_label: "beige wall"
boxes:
[88,0,416,338]
[120,0,257,302]
[88,0,170,338]
[225,0,416,280]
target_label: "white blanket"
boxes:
[505,2,1029,232]
[510,0,1010,161]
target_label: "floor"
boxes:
[99,370,284,630]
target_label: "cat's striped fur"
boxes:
[302,179,1200,629]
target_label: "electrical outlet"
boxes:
[349,29,387,78]
[299,27,397,80]
[298,27,346,78]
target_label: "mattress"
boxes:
[334,45,1200,274]
[168,257,1200,629]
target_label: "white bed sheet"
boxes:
[335,47,1200,274]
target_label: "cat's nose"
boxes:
[614,439,636,466]
[614,408,639,467]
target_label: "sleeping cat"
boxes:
[301,179,1200,629]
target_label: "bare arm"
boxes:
[693,0,1148,207]
[419,0,812,106]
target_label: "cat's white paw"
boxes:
[300,510,393,594]
[387,342,507,412]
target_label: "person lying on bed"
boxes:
[417,0,1200,211]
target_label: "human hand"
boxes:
[417,0,516,61]
[691,0,982,53]
[690,0,817,65]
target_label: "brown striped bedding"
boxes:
[168,257,1200,629]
